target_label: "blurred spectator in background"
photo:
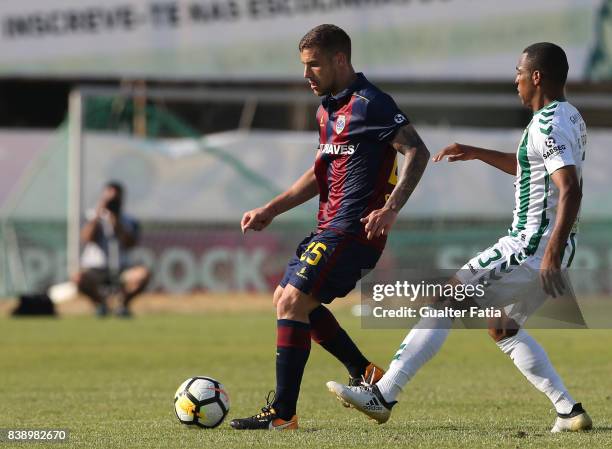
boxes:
[72,181,150,317]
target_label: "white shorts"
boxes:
[455,234,577,326]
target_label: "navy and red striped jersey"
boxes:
[314,72,408,248]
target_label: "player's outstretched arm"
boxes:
[432,142,517,175]
[241,166,319,233]
[540,165,582,297]
[361,124,430,239]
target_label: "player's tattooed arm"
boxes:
[432,143,517,175]
[386,124,430,212]
[362,124,429,239]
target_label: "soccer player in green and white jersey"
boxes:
[327,43,592,432]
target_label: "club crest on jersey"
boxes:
[335,115,346,134]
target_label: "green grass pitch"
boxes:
[1,307,611,448]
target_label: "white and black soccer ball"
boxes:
[174,376,230,428]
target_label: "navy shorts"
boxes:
[279,229,382,303]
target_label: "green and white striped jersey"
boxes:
[509,100,586,255]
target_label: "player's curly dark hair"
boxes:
[523,42,569,85]
[299,24,351,61]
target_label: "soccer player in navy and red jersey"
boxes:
[231,24,430,430]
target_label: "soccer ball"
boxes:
[174,376,230,428]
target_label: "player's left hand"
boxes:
[540,250,565,297]
[361,207,398,240]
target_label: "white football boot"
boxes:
[551,403,592,433]
[326,381,396,424]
